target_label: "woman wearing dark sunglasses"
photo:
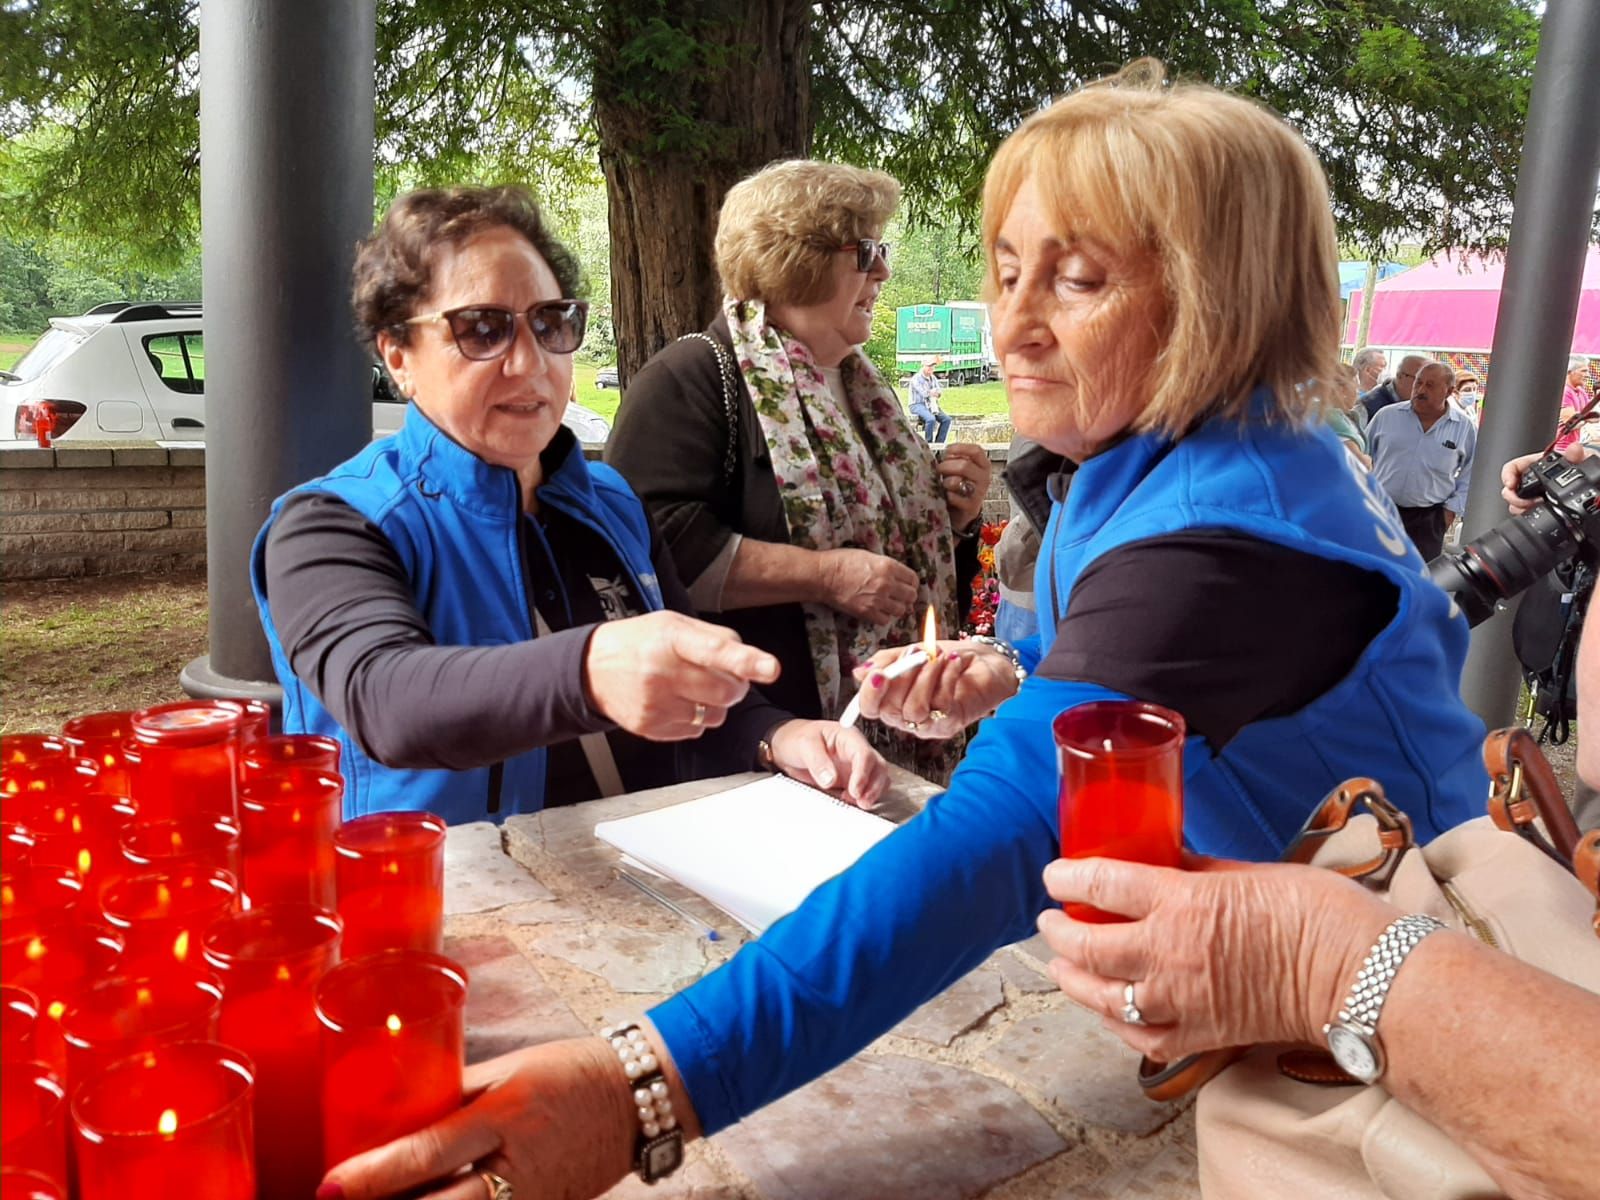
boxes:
[605,161,996,762]
[249,184,888,825]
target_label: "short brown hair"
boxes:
[351,184,581,352]
[981,60,1343,436]
[715,161,900,306]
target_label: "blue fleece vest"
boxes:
[250,404,662,824]
[1031,391,1485,857]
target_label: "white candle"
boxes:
[837,649,930,729]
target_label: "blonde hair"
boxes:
[981,60,1343,436]
[716,160,901,306]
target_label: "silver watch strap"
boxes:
[1338,913,1445,1031]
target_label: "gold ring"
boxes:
[928,709,947,723]
[481,1170,514,1200]
[690,702,707,728]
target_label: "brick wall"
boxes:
[0,438,1015,582]
[0,445,207,581]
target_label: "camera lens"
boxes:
[1427,504,1581,626]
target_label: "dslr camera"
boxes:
[1427,451,1600,626]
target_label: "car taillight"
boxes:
[16,401,85,445]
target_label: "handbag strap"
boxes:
[531,607,625,799]
[1137,777,1415,1102]
[677,332,739,487]
[1483,726,1583,865]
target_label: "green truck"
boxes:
[895,301,996,385]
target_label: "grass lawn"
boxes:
[1,337,31,373]
[575,362,1011,423]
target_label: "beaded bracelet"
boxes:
[601,1023,679,1137]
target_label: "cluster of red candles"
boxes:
[0,703,467,1199]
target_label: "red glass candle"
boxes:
[0,735,76,769]
[1054,700,1186,924]
[241,734,341,781]
[0,865,85,939]
[98,868,238,974]
[129,702,242,825]
[1,757,101,805]
[0,924,123,1071]
[2,822,36,870]
[71,1041,256,1200]
[220,698,272,760]
[60,712,138,799]
[119,818,242,886]
[239,769,341,909]
[0,1063,67,1191]
[316,949,466,1167]
[205,905,341,1197]
[334,812,446,958]
[0,1168,65,1200]
[21,793,138,899]
[1,985,39,1062]
[61,971,224,1090]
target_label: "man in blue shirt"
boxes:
[1367,360,1476,560]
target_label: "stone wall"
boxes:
[0,439,1014,582]
[0,445,207,581]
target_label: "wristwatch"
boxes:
[601,1023,685,1183]
[1323,913,1444,1084]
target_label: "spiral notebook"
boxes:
[593,775,898,934]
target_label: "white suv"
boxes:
[1,302,611,445]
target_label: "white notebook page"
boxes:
[593,774,897,934]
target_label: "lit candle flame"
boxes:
[172,930,190,962]
[78,848,93,875]
[920,605,939,657]
[385,1013,403,1035]
[25,936,45,961]
[136,986,154,1007]
[383,861,399,876]
[275,964,292,983]
[69,813,83,835]
[48,1000,65,1020]
[158,1109,178,1136]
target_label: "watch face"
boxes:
[641,1131,684,1182]
[1327,1023,1380,1083]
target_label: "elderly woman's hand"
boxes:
[586,611,780,740]
[938,443,992,531]
[768,719,889,808]
[317,1035,671,1200]
[818,548,919,624]
[1501,442,1589,515]
[1036,856,1396,1062]
[851,639,1021,740]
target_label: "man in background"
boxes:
[1353,346,1387,394]
[1361,351,1427,421]
[908,358,952,443]
[1369,360,1475,560]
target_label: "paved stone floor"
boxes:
[443,769,1201,1199]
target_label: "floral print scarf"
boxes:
[724,296,960,717]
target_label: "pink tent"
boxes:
[1345,246,1600,354]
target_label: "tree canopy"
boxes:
[0,0,1552,368]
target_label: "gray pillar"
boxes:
[183,0,377,703]
[1455,0,1600,728]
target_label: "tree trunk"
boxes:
[594,0,812,384]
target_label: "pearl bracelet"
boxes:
[601,1023,679,1139]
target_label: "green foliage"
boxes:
[0,0,1563,331]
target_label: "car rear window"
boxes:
[8,328,84,382]
[143,333,206,394]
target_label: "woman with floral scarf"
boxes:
[606,161,1000,753]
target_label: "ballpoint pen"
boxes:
[618,869,722,941]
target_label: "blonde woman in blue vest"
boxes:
[319,65,1490,1200]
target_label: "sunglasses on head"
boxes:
[404,300,588,360]
[836,238,891,272]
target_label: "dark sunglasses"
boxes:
[404,300,588,360]
[836,238,892,272]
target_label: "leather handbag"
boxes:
[1140,729,1600,1199]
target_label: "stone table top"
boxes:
[443,766,1200,1199]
